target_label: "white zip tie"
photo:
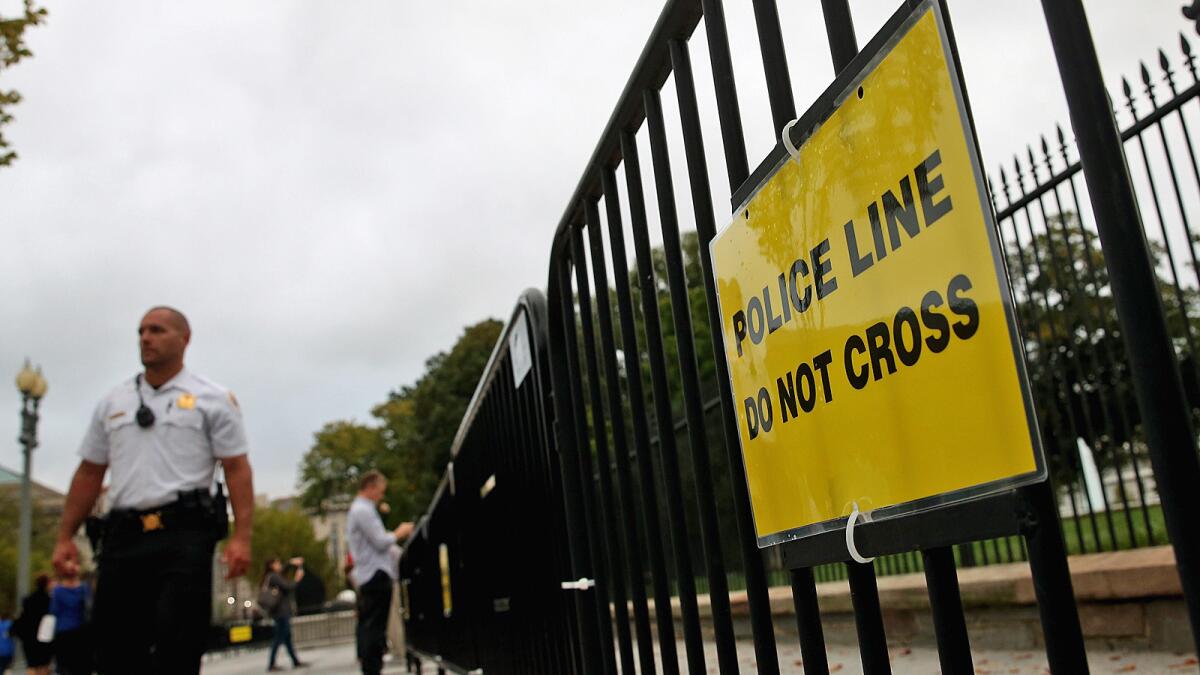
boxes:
[845,501,875,564]
[781,118,802,163]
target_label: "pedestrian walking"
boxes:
[11,575,51,675]
[261,557,309,672]
[0,611,15,674]
[346,471,412,675]
[52,306,256,675]
[48,572,91,675]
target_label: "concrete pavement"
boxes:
[202,642,406,675]
[201,639,1197,673]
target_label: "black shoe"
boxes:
[267,667,284,673]
[293,662,310,669]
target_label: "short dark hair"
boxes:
[359,470,386,491]
[145,306,191,335]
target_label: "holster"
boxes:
[85,515,106,557]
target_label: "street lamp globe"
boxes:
[15,359,37,394]
[29,368,47,400]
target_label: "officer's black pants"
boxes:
[356,570,392,675]
[93,525,215,675]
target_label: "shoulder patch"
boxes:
[227,391,240,409]
[107,411,126,420]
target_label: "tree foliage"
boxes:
[297,319,503,528]
[246,505,336,597]
[0,491,56,614]
[1004,210,1200,487]
[0,0,47,166]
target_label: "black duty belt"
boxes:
[89,487,224,554]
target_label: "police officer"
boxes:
[52,306,255,675]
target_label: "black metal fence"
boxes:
[401,292,583,674]
[401,0,1200,673]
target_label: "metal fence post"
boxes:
[1040,0,1200,655]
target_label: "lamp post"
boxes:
[14,359,47,603]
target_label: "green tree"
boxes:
[297,319,504,528]
[0,0,47,166]
[0,491,56,613]
[246,505,336,595]
[297,420,385,512]
[1005,210,1200,487]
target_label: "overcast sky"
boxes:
[0,0,1188,500]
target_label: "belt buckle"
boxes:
[140,511,165,532]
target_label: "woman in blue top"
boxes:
[0,611,15,674]
[49,573,91,675]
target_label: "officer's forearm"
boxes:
[58,460,106,541]
[222,454,254,541]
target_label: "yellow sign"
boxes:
[711,1,1044,546]
[229,625,252,643]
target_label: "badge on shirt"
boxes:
[177,393,196,410]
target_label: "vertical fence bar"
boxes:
[1021,482,1090,674]
[789,568,829,675]
[846,562,891,675]
[585,201,659,675]
[571,224,639,674]
[643,85,741,674]
[695,2,783,671]
[602,167,682,675]
[1041,0,1200,654]
[621,129,709,674]
[556,249,619,675]
[820,0,858,75]
[546,250,606,675]
[921,547,973,674]
[751,0,797,131]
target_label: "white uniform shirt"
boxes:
[78,369,249,510]
[347,496,398,586]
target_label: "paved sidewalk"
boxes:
[202,639,1197,674]
[203,641,405,675]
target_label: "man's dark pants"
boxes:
[356,571,392,675]
[92,523,216,675]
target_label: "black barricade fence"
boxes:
[400,291,581,674]
[402,1,1200,672]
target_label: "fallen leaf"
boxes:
[1116,665,1137,672]
[830,664,844,673]
[1109,654,1123,661]
[1169,657,1200,669]
[1015,653,1033,660]
[897,647,912,656]
[793,660,803,667]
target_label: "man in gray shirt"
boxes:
[347,470,413,675]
